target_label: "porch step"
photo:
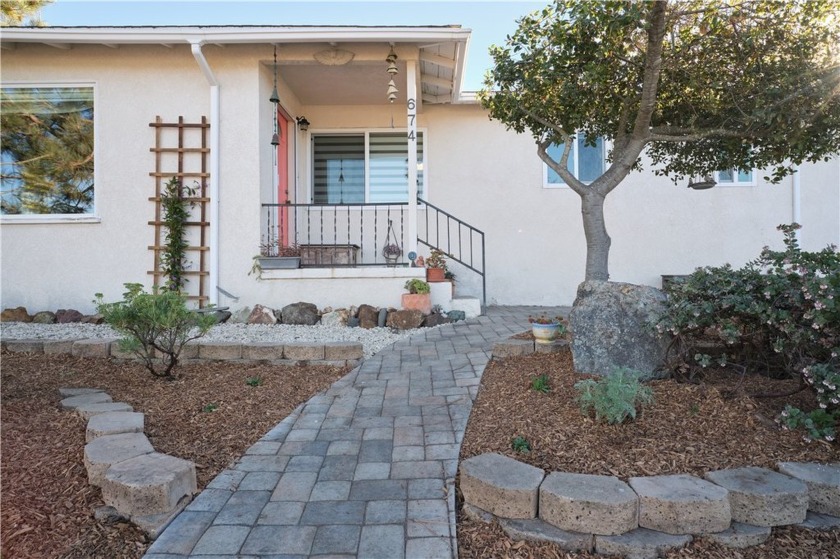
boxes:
[451,296,482,319]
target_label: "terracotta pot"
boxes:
[426,268,446,282]
[401,293,431,315]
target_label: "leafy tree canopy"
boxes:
[1,0,51,26]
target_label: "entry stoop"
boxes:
[101,452,197,517]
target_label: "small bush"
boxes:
[95,283,215,379]
[531,373,551,393]
[778,405,837,442]
[246,376,263,387]
[511,435,531,453]
[574,368,653,424]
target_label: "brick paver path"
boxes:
[144,306,567,559]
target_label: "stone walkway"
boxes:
[144,306,567,559]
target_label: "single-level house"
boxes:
[1,25,838,315]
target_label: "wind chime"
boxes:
[386,46,398,103]
[270,45,280,147]
[338,159,345,204]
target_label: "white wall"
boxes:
[2,46,838,314]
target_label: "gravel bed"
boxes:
[0,322,426,359]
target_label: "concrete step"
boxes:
[540,472,638,536]
[707,522,771,549]
[84,432,155,486]
[629,474,731,535]
[459,453,545,519]
[450,296,482,319]
[60,392,112,410]
[595,527,692,559]
[101,452,196,517]
[75,402,134,420]
[86,411,145,442]
[59,387,105,397]
[705,466,808,526]
[777,462,840,516]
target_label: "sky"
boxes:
[38,0,546,90]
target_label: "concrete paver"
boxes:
[145,306,566,558]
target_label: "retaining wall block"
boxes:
[5,339,45,354]
[777,462,840,516]
[242,343,285,361]
[87,411,145,442]
[629,474,731,535]
[72,339,115,358]
[84,432,155,487]
[101,452,196,517]
[198,342,242,361]
[284,343,326,361]
[460,453,545,519]
[540,472,638,535]
[492,339,534,358]
[705,467,808,526]
[324,341,364,360]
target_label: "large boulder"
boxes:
[280,302,319,325]
[1,306,32,323]
[247,304,278,325]
[321,309,349,327]
[56,309,84,323]
[357,304,379,329]
[386,309,424,330]
[32,311,57,324]
[570,281,670,377]
[229,306,252,324]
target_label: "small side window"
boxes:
[544,135,604,188]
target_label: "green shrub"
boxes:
[404,279,431,294]
[574,368,653,424]
[531,373,551,393]
[778,405,837,442]
[95,283,215,379]
[511,435,531,453]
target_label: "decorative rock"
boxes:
[386,309,424,330]
[94,505,128,524]
[247,304,278,325]
[56,308,84,323]
[205,310,231,324]
[284,343,325,361]
[535,340,569,353]
[460,453,545,519]
[570,280,670,377]
[229,306,252,324]
[5,339,44,353]
[777,462,840,516]
[86,412,145,442]
[320,309,349,327]
[462,503,494,523]
[81,314,105,324]
[595,528,692,559]
[72,339,114,358]
[706,522,771,548]
[59,387,105,397]
[499,518,593,553]
[422,313,451,328]
[347,317,360,327]
[705,467,808,526]
[61,392,113,410]
[76,402,134,420]
[198,342,242,360]
[540,472,638,535]
[357,304,378,329]
[492,339,534,358]
[378,308,388,327]
[447,310,466,322]
[1,306,32,322]
[629,474,730,535]
[280,302,319,325]
[84,432,155,486]
[241,342,284,361]
[32,311,56,324]
[324,342,363,360]
[101,452,196,516]
[796,511,840,531]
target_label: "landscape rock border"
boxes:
[459,452,840,559]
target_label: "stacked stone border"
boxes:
[492,337,569,358]
[459,453,840,559]
[59,388,198,538]
[1,338,363,367]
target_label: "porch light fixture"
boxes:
[386,46,398,103]
[314,46,354,66]
[296,116,310,131]
[270,45,280,146]
[687,175,717,190]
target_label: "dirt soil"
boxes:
[457,348,840,559]
[0,352,348,559]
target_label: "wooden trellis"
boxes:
[148,116,210,307]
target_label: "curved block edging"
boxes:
[459,452,839,557]
[4,338,363,367]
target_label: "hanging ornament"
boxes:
[387,79,398,103]
[386,47,398,103]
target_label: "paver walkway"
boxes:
[144,305,568,559]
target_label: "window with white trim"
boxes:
[543,135,605,188]
[714,168,755,186]
[1,86,95,215]
[312,131,425,204]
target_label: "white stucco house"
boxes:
[1,24,838,315]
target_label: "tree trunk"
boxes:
[581,192,610,281]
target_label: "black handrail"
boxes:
[417,197,486,307]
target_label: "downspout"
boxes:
[190,41,221,306]
[792,165,801,242]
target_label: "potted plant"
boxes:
[256,235,301,270]
[402,278,432,314]
[382,243,402,267]
[425,249,448,282]
[528,314,567,345]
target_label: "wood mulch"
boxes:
[457,347,840,559]
[0,352,348,559]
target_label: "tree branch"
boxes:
[538,139,588,197]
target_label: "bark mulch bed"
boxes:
[457,348,840,559]
[1,352,349,559]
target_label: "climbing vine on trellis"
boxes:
[160,177,196,292]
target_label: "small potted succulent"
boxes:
[402,278,432,314]
[528,314,567,345]
[425,249,448,282]
[382,242,402,267]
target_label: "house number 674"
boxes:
[407,98,416,142]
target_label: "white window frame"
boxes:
[542,135,608,189]
[1,82,100,224]
[714,168,757,187]
[308,127,428,206]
